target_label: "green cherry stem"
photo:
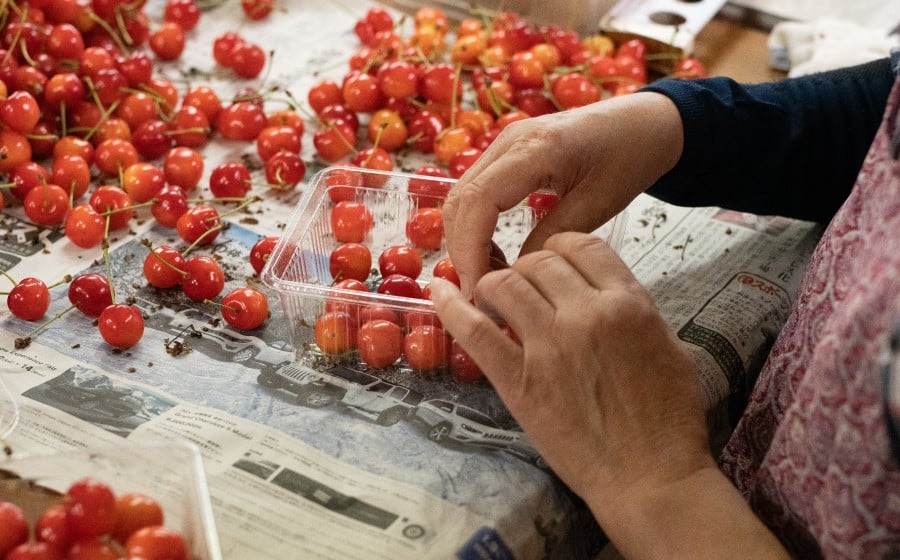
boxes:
[15,304,76,349]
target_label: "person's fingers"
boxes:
[472,267,555,343]
[429,278,523,386]
[444,121,572,296]
[543,232,639,292]
[511,250,594,309]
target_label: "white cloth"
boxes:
[768,18,898,77]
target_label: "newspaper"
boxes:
[0,0,822,559]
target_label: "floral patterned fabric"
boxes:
[719,77,900,558]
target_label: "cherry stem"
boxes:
[60,100,68,137]
[88,11,130,54]
[322,118,359,155]
[0,17,24,66]
[449,65,462,129]
[100,200,153,216]
[114,7,135,46]
[216,195,260,220]
[164,126,210,137]
[181,223,224,257]
[18,41,37,67]
[102,214,116,303]
[185,195,255,204]
[83,98,121,143]
[543,74,565,112]
[18,304,76,345]
[203,299,237,314]
[47,274,72,290]
[283,90,306,114]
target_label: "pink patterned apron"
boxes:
[719,76,900,558]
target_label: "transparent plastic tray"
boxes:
[262,166,626,372]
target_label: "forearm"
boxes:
[587,465,790,559]
[643,58,893,222]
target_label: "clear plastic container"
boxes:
[262,166,626,374]
[0,441,222,560]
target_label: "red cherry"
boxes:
[9,160,49,201]
[182,85,223,123]
[149,21,186,61]
[68,273,113,317]
[51,155,91,200]
[164,0,200,30]
[163,147,204,190]
[113,493,164,544]
[264,151,306,189]
[220,287,268,330]
[4,541,58,560]
[143,245,186,288]
[407,166,451,208]
[358,319,403,368]
[98,304,145,348]
[176,205,221,246]
[23,183,69,227]
[342,72,385,113]
[312,119,356,162]
[377,274,423,299]
[325,167,363,203]
[672,57,708,79]
[94,138,139,177]
[213,31,244,67]
[330,201,374,243]
[378,245,422,280]
[231,42,266,79]
[123,162,166,203]
[241,0,274,19]
[448,147,483,179]
[217,101,266,141]
[0,501,28,558]
[528,191,560,220]
[65,204,106,248]
[209,162,251,198]
[89,185,133,231]
[307,80,342,114]
[432,258,460,287]
[404,325,447,370]
[125,526,187,560]
[132,119,175,160]
[249,236,279,275]
[329,242,372,283]
[151,185,189,228]
[314,311,357,354]
[168,105,210,148]
[406,207,443,250]
[256,125,301,161]
[34,504,73,551]
[7,278,51,321]
[181,256,224,301]
[0,90,41,133]
[449,339,484,382]
[64,478,117,539]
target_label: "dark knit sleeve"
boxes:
[641,58,894,223]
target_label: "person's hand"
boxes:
[431,231,790,559]
[443,91,683,295]
[431,231,710,507]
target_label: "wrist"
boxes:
[584,464,790,560]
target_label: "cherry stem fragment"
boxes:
[15,304,76,349]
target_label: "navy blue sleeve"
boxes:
[641,58,894,223]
